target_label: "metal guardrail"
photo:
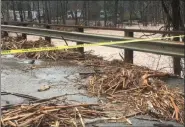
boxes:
[1,25,184,58]
[2,21,185,35]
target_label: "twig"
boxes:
[3,113,32,122]
[35,115,44,127]
[7,120,17,127]
[31,93,84,103]
[43,104,99,110]
[70,118,78,127]
[104,77,119,93]
[119,53,124,61]
[18,114,44,127]
[111,79,124,95]
[42,111,60,120]
[156,55,162,71]
[61,36,68,46]
[125,112,143,118]
[169,96,179,121]
[24,103,41,112]
[2,108,22,116]
[141,73,169,86]
[75,107,85,127]
[1,118,5,126]
[17,112,36,122]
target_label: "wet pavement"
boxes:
[1,56,97,105]
[1,55,184,127]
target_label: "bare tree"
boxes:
[103,0,107,26]
[56,1,59,24]
[17,1,24,22]
[27,1,32,21]
[129,1,133,26]
[37,1,41,23]
[119,1,124,23]
[44,1,51,24]
[11,0,17,21]
[48,1,52,23]
[114,0,118,26]
[82,1,87,26]
[60,1,66,24]
[5,2,10,21]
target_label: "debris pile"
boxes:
[1,37,93,60]
[87,67,184,124]
[1,102,105,127]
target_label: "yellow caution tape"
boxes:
[1,35,184,55]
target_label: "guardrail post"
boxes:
[173,37,182,76]
[22,24,27,39]
[77,28,84,57]
[45,25,51,43]
[3,22,8,37]
[124,31,134,63]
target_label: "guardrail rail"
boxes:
[1,23,184,75]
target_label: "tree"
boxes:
[45,1,51,24]
[27,1,32,21]
[37,1,41,23]
[17,1,24,22]
[11,0,17,21]
[114,0,118,26]
[119,1,124,23]
[82,1,88,26]
[103,0,107,26]
[61,1,66,24]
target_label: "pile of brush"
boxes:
[1,102,105,127]
[1,37,88,60]
[87,66,184,124]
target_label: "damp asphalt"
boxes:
[1,55,184,127]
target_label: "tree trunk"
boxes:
[83,1,87,26]
[61,1,66,24]
[18,1,24,22]
[104,0,107,27]
[48,1,52,23]
[6,2,10,21]
[75,10,78,25]
[114,0,118,27]
[28,2,32,21]
[129,1,133,26]
[12,0,17,21]
[87,1,90,25]
[171,0,180,31]
[56,1,59,24]
[45,1,51,24]
[42,1,45,23]
[120,1,124,23]
[37,1,41,23]
[65,0,68,20]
